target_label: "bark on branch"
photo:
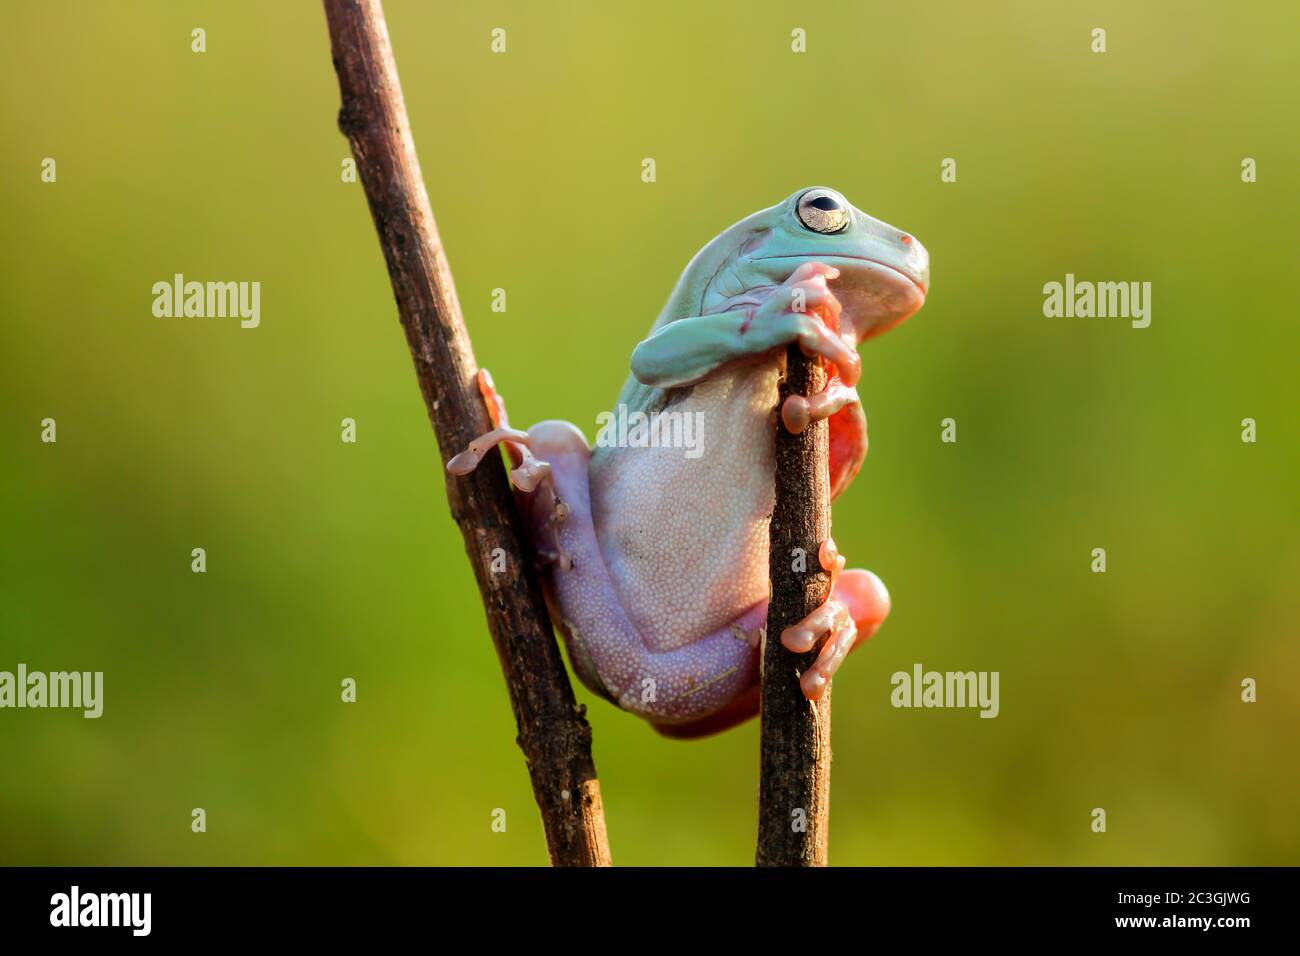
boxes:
[322,0,610,867]
[757,345,833,866]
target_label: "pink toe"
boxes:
[446,449,481,475]
[801,669,829,699]
[781,625,816,653]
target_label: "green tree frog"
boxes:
[449,187,928,737]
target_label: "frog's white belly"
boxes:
[589,363,779,651]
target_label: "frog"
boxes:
[448,186,929,737]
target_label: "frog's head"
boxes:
[689,186,929,343]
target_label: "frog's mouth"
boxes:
[755,254,928,343]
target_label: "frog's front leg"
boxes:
[631,262,861,390]
[780,539,891,700]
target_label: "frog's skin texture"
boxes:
[450,187,929,737]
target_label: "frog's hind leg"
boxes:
[523,423,765,726]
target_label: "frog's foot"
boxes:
[779,540,891,700]
[781,380,860,434]
[446,373,583,567]
[447,426,555,493]
[447,370,557,494]
[754,262,861,387]
[447,426,572,567]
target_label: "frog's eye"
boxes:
[796,189,850,234]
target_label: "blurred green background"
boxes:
[1,0,1296,866]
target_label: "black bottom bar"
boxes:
[0,866,1281,942]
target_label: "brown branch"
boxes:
[322,0,610,867]
[757,345,833,866]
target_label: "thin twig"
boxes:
[757,344,833,866]
[322,0,611,867]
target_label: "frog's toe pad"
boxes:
[509,458,551,493]
[781,382,860,434]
